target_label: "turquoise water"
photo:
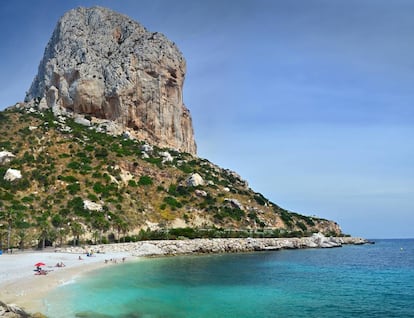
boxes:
[45,239,414,317]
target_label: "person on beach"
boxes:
[78,255,83,260]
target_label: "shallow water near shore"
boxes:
[44,239,414,318]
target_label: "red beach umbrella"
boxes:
[34,262,46,267]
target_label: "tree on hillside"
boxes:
[51,213,69,247]
[15,218,31,250]
[91,214,110,244]
[0,219,6,250]
[112,214,130,242]
[0,207,26,250]
[36,212,54,249]
[70,221,84,246]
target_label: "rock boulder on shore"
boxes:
[0,300,35,318]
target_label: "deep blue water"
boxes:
[44,239,414,317]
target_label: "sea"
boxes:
[43,239,414,318]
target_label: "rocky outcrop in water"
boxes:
[25,6,196,154]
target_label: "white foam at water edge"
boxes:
[59,278,76,286]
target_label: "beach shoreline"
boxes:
[0,249,130,315]
[0,235,369,316]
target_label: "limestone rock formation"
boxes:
[83,200,103,211]
[224,198,244,210]
[4,168,22,181]
[186,173,204,187]
[25,6,196,154]
[0,151,15,165]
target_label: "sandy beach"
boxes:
[0,236,368,316]
[0,249,131,315]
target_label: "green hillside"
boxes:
[0,105,342,250]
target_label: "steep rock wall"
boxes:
[25,6,196,154]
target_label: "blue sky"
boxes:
[1,0,413,238]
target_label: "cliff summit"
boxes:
[25,6,196,154]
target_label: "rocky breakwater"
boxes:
[24,6,196,154]
[59,234,369,257]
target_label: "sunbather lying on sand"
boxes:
[34,270,47,275]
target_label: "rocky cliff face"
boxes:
[25,6,196,154]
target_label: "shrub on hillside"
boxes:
[128,180,138,187]
[138,175,153,186]
[58,175,78,183]
[280,210,293,228]
[163,196,182,209]
[253,193,267,206]
[66,183,81,195]
[67,161,81,170]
